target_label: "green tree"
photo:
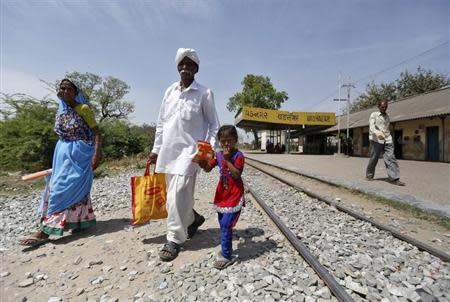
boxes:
[44,71,134,122]
[227,74,288,147]
[351,67,450,113]
[1,73,153,172]
[130,123,156,154]
[0,93,58,171]
[396,67,450,98]
[350,82,397,113]
[100,120,155,159]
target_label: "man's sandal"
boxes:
[159,241,180,262]
[187,210,205,239]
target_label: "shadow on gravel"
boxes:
[234,228,278,263]
[180,227,273,254]
[141,227,276,262]
[21,218,131,252]
[141,229,220,248]
[142,235,167,245]
[184,228,221,250]
[48,218,131,247]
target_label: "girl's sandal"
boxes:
[213,252,234,270]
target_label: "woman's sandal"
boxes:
[19,232,50,248]
[159,241,180,262]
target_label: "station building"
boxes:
[234,87,449,162]
[310,87,450,162]
[234,106,335,153]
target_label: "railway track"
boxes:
[243,161,450,302]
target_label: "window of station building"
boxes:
[362,133,369,147]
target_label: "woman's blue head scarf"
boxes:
[58,79,89,113]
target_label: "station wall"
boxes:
[351,115,449,162]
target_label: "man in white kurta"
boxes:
[149,48,220,261]
[366,100,404,186]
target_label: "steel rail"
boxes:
[246,157,450,263]
[246,184,355,302]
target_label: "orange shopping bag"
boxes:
[131,163,167,225]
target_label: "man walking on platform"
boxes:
[148,48,220,261]
[366,100,405,186]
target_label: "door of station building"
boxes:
[267,130,282,144]
[394,129,403,159]
[426,126,439,161]
[265,130,283,153]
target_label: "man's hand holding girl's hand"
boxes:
[197,159,208,169]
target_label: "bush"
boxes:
[0,96,58,171]
[99,120,155,160]
[0,94,156,172]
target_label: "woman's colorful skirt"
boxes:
[40,194,96,236]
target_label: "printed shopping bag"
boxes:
[131,163,167,225]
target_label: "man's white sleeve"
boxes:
[151,91,168,155]
[203,89,220,148]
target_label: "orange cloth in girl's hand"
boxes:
[192,141,214,163]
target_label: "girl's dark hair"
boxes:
[217,125,238,140]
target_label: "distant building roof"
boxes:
[323,87,450,133]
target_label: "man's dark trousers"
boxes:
[366,141,400,181]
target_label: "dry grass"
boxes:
[93,154,148,178]
[353,190,450,230]
[0,171,46,197]
[0,154,149,197]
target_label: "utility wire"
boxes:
[303,89,338,110]
[307,40,450,110]
[354,40,449,84]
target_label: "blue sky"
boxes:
[2,0,449,129]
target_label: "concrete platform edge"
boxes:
[246,155,450,218]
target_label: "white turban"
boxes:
[175,48,200,67]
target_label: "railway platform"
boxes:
[245,153,450,217]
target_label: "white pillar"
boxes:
[261,131,267,151]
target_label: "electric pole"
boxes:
[333,73,347,155]
[333,96,347,155]
[341,82,355,155]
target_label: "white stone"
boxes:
[18,278,34,287]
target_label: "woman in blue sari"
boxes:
[20,79,102,246]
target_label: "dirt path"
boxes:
[1,190,256,301]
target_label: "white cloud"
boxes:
[1,69,53,98]
[83,0,220,38]
[160,0,219,18]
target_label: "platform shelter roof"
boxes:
[234,106,335,133]
[322,86,450,133]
